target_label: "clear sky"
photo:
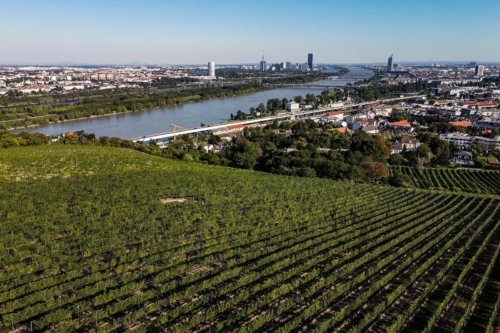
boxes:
[1,0,499,64]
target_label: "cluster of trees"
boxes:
[160,120,391,183]
[148,77,200,89]
[0,131,52,148]
[215,67,349,82]
[354,81,435,102]
[261,67,350,85]
[388,132,452,168]
[230,90,347,121]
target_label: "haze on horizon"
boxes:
[1,0,499,65]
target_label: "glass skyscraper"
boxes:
[308,53,313,70]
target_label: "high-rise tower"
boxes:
[260,53,266,71]
[475,65,485,77]
[387,54,394,72]
[308,53,313,70]
[208,62,215,77]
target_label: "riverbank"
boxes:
[1,84,275,131]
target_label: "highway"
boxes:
[130,95,420,142]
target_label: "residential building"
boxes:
[391,141,404,154]
[387,120,413,132]
[332,127,351,134]
[450,151,474,166]
[401,137,421,150]
[391,138,421,154]
[440,132,500,152]
[285,102,300,111]
[352,119,379,133]
[361,125,379,134]
[450,121,472,127]
[323,111,344,122]
[345,113,367,124]
[461,100,498,109]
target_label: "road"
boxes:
[130,95,420,142]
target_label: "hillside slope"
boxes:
[391,166,500,194]
[0,146,499,332]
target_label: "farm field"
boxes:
[1,146,500,332]
[391,166,500,194]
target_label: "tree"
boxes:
[280,121,293,130]
[349,131,388,163]
[257,103,266,113]
[417,144,431,158]
[293,96,304,104]
[388,154,404,166]
[234,110,247,120]
[389,109,410,122]
[361,162,388,182]
[387,169,408,187]
[305,94,316,105]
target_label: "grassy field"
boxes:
[0,145,499,332]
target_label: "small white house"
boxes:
[285,102,300,111]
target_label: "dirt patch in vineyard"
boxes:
[160,197,196,204]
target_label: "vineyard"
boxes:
[391,166,500,194]
[0,145,499,332]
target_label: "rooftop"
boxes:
[389,120,411,127]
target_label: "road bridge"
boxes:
[130,95,419,143]
[269,84,346,89]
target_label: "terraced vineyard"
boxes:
[1,146,500,332]
[391,166,500,194]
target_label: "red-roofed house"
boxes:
[332,127,351,134]
[482,129,492,135]
[324,111,344,122]
[461,101,498,109]
[450,121,472,127]
[387,120,413,132]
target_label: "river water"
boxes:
[12,67,373,139]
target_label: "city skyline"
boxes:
[1,0,500,64]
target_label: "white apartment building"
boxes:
[440,132,500,152]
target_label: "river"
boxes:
[12,67,373,139]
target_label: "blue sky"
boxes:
[1,0,499,64]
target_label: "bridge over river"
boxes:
[131,95,419,143]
